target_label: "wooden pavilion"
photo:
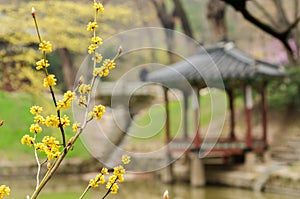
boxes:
[145,42,285,185]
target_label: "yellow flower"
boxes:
[94,2,104,13]
[101,167,109,175]
[87,21,98,32]
[91,36,103,45]
[0,185,10,198]
[89,174,105,188]
[35,143,46,152]
[64,91,76,101]
[21,134,35,146]
[103,68,109,77]
[103,59,116,70]
[110,183,119,194]
[36,59,50,70]
[60,115,70,127]
[92,52,103,63]
[93,67,104,77]
[43,74,57,87]
[78,95,87,107]
[30,106,43,115]
[88,43,98,54]
[78,84,91,94]
[90,105,105,119]
[39,40,52,53]
[45,115,60,128]
[72,122,80,132]
[42,136,61,160]
[29,123,42,133]
[34,115,45,124]
[121,155,131,165]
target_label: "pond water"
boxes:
[3,176,299,199]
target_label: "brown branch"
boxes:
[252,0,278,28]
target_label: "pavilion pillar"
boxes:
[193,87,201,149]
[164,87,171,143]
[244,85,253,149]
[261,81,268,148]
[227,88,236,140]
[162,87,174,183]
[183,91,189,139]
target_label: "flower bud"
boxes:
[31,7,36,18]
[0,120,3,126]
[163,190,169,199]
[118,46,123,55]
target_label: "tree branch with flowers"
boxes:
[0,1,131,199]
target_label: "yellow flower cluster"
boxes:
[87,21,98,32]
[89,105,105,119]
[72,122,81,133]
[78,84,91,94]
[88,156,129,195]
[92,52,103,63]
[30,123,43,133]
[30,106,43,115]
[36,59,50,70]
[21,134,35,147]
[43,74,57,87]
[0,185,10,199]
[39,40,52,53]
[93,59,116,78]
[94,2,104,13]
[57,91,76,111]
[35,136,61,160]
[45,115,60,128]
[121,155,131,165]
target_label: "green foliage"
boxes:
[269,67,300,111]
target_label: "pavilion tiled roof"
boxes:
[146,42,286,88]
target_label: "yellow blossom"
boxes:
[78,84,91,94]
[21,134,35,146]
[90,105,105,119]
[42,136,61,160]
[0,185,10,198]
[93,67,104,77]
[94,2,104,13]
[78,95,87,107]
[105,182,119,194]
[103,68,109,77]
[88,43,98,54]
[34,115,45,124]
[91,36,103,45]
[35,143,45,152]
[64,91,76,101]
[103,59,116,70]
[92,52,103,63]
[29,123,42,133]
[43,74,57,87]
[87,21,98,31]
[30,106,43,115]
[121,155,131,165]
[101,167,109,175]
[72,122,80,132]
[89,174,105,188]
[39,40,52,53]
[45,115,60,128]
[36,59,50,70]
[60,115,70,127]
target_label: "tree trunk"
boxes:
[57,48,75,90]
[207,0,227,43]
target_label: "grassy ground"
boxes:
[0,91,90,161]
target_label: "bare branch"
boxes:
[252,0,278,28]
[271,0,290,27]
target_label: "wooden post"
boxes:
[193,87,201,149]
[261,82,268,148]
[164,87,171,143]
[183,92,189,139]
[244,85,253,149]
[227,88,236,140]
[162,87,174,183]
